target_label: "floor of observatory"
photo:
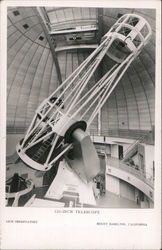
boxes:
[6,160,139,208]
[95,191,140,208]
[6,185,140,208]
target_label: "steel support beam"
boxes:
[49,26,98,35]
[35,7,62,85]
[97,8,104,134]
[97,8,104,44]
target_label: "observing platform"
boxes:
[106,156,154,202]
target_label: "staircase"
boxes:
[121,135,145,162]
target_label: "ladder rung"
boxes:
[38,150,45,154]
[35,153,41,156]
[32,157,39,161]
[40,146,46,150]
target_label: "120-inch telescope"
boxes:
[16,14,152,182]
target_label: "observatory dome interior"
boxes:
[6,6,156,208]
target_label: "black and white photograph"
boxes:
[5,6,156,209]
[1,0,161,249]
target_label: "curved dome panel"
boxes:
[7,7,55,129]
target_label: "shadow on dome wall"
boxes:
[6,6,155,208]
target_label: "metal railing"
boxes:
[89,128,154,144]
[7,126,154,144]
[107,156,154,188]
[7,126,27,134]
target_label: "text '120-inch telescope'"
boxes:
[16,14,152,182]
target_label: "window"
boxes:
[39,36,44,41]
[13,10,20,16]
[23,24,29,29]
